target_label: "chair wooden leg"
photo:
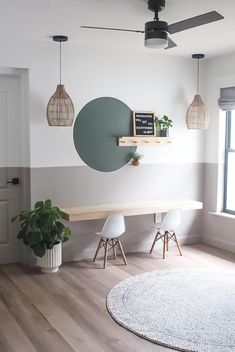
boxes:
[93,238,103,262]
[166,232,169,251]
[112,239,116,259]
[117,239,127,265]
[103,239,109,269]
[174,232,183,256]
[150,232,159,254]
[163,232,167,259]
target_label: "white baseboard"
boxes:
[124,235,201,252]
[178,234,202,245]
[202,235,235,253]
[62,234,202,263]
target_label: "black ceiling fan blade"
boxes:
[168,11,224,34]
[81,26,145,34]
[165,37,177,50]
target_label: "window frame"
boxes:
[223,111,235,215]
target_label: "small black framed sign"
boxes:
[133,111,156,136]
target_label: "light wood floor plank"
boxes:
[0,244,234,352]
[0,300,37,352]
[0,270,76,352]
[1,265,106,352]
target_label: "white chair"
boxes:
[93,214,127,269]
[150,210,183,259]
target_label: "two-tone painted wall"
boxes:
[0,38,206,262]
[203,52,235,253]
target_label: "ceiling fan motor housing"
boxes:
[148,0,166,12]
[145,20,168,43]
[145,20,168,32]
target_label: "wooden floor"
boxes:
[0,244,234,352]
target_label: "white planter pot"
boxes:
[37,242,62,273]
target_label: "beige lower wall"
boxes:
[29,163,204,262]
[202,163,235,253]
[30,163,204,207]
[11,163,235,263]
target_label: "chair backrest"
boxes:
[159,209,181,232]
[101,214,125,238]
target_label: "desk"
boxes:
[61,199,203,222]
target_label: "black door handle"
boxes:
[7,178,20,185]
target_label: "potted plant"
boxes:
[155,115,173,137]
[12,199,71,273]
[130,152,144,166]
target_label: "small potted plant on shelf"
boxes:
[12,199,71,273]
[130,152,144,166]
[155,115,173,137]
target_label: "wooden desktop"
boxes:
[61,199,203,222]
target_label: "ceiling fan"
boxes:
[81,0,224,49]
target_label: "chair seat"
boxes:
[93,214,127,268]
[150,210,182,259]
[95,232,120,239]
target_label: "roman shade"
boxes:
[218,87,235,111]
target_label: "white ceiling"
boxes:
[1,0,235,58]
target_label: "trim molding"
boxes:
[62,235,202,263]
[202,235,235,253]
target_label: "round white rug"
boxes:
[106,269,235,352]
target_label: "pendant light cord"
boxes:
[197,58,199,95]
[59,40,62,85]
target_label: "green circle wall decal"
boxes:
[73,97,136,172]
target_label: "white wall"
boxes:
[0,37,206,262]
[0,38,205,167]
[203,52,235,253]
[205,53,235,164]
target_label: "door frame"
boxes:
[0,67,30,263]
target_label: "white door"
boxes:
[0,75,23,264]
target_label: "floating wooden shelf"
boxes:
[118,136,172,146]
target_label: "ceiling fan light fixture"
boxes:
[81,0,224,52]
[145,36,168,49]
[144,30,168,49]
[144,20,168,49]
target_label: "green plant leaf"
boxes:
[130,152,143,161]
[27,231,42,246]
[62,227,71,242]
[23,236,29,246]
[45,199,52,209]
[14,199,71,254]
[31,242,46,257]
[17,230,24,239]
[155,115,173,130]
[35,201,44,209]
[46,242,54,250]
[55,222,65,231]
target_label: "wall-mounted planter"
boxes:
[160,129,169,137]
[132,160,140,166]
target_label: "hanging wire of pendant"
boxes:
[47,35,75,127]
[197,56,199,95]
[59,39,61,85]
[186,54,209,130]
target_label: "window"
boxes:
[224,111,235,214]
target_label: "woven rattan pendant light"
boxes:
[186,54,209,130]
[47,35,74,126]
